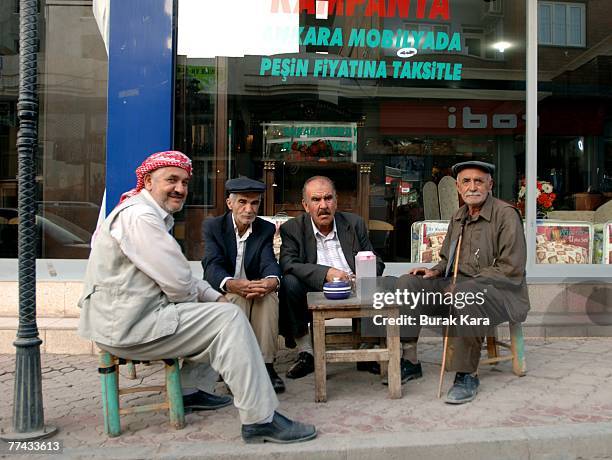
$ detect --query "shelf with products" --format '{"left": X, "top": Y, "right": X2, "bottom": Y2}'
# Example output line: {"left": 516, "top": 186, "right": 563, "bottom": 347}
{"left": 262, "top": 122, "right": 357, "bottom": 163}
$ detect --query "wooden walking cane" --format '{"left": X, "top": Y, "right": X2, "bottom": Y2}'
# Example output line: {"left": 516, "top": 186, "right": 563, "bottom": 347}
{"left": 437, "top": 220, "right": 466, "bottom": 399}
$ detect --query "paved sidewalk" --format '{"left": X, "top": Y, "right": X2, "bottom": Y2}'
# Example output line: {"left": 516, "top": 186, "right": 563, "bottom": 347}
{"left": 1, "top": 338, "right": 612, "bottom": 459}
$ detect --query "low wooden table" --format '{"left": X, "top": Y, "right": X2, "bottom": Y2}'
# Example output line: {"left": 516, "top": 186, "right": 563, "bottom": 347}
{"left": 307, "top": 292, "right": 402, "bottom": 402}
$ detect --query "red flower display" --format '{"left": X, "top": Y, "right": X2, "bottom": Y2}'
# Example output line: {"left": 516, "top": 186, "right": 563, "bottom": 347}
{"left": 517, "top": 179, "right": 556, "bottom": 217}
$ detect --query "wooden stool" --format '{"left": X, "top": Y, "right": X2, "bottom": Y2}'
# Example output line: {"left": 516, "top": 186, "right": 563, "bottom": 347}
{"left": 98, "top": 350, "right": 185, "bottom": 437}
{"left": 307, "top": 292, "right": 402, "bottom": 403}
{"left": 480, "top": 322, "right": 527, "bottom": 376}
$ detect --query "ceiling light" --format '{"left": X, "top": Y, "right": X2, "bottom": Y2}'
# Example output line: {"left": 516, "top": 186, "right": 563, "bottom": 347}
{"left": 493, "top": 41, "right": 511, "bottom": 53}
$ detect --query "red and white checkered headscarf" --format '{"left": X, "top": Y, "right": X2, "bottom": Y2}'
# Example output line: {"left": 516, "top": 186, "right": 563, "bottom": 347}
{"left": 119, "top": 151, "right": 193, "bottom": 204}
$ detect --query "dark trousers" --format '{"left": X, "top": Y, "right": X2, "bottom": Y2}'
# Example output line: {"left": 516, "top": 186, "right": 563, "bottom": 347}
{"left": 395, "top": 274, "right": 511, "bottom": 373}
{"left": 278, "top": 274, "right": 312, "bottom": 343}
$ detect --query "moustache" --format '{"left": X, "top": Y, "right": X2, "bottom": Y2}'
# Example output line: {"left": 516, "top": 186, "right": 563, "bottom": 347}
{"left": 168, "top": 193, "right": 185, "bottom": 199}
{"left": 318, "top": 210, "right": 331, "bottom": 216}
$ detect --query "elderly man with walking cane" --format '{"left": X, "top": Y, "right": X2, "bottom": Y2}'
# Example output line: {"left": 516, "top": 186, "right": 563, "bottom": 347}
{"left": 395, "top": 160, "right": 530, "bottom": 404}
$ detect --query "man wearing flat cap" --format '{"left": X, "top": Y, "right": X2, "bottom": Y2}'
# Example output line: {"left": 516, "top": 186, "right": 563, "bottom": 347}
{"left": 202, "top": 177, "right": 285, "bottom": 393}
{"left": 79, "top": 153, "right": 315, "bottom": 443}
{"left": 396, "top": 160, "right": 530, "bottom": 404}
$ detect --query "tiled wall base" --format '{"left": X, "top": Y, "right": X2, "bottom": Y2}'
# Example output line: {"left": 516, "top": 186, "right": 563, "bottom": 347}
{"left": 0, "top": 317, "right": 93, "bottom": 354}
{"left": 0, "top": 282, "right": 610, "bottom": 354}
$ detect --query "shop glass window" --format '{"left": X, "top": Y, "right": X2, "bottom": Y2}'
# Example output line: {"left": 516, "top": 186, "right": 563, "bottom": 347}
{"left": 0, "top": 3, "right": 107, "bottom": 259}
{"left": 538, "top": 2, "right": 585, "bottom": 47}
{"left": 463, "top": 28, "right": 484, "bottom": 58}
{"left": 176, "top": 0, "right": 526, "bottom": 263}
{"left": 404, "top": 23, "right": 451, "bottom": 54}
{"left": 484, "top": 0, "right": 503, "bottom": 15}
{"left": 536, "top": 0, "right": 611, "bottom": 266}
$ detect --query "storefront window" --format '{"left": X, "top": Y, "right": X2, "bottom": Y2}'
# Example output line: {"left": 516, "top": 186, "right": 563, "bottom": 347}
{"left": 536, "top": 0, "right": 612, "bottom": 266}
{"left": 0, "top": 5, "right": 23, "bottom": 257}
{"left": 176, "top": 0, "right": 526, "bottom": 262}
{"left": 174, "top": 56, "right": 217, "bottom": 258}
{"left": 0, "top": 1, "right": 107, "bottom": 259}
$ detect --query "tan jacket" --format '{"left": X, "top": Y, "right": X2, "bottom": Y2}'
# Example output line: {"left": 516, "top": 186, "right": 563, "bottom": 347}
{"left": 432, "top": 195, "right": 531, "bottom": 322}
{"left": 77, "top": 194, "right": 179, "bottom": 347}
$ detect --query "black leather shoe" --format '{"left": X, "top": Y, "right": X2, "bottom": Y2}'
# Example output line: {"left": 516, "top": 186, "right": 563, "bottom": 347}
{"left": 383, "top": 359, "right": 423, "bottom": 385}
{"left": 446, "top": 372, "right": 479, "bottom": 404}
{"left": 242, "top": 411, "right": 317, "bottom": 444}
{"left": 266, "top": 363, "right": 286, "bottom": 393}
{"left": 356, "top": 361, "right": 381, "bottom": 375}
{"left": 182, "top": 390, "right": 233, "bottom": 411}
{"left": 286, "top": 352, "right": 314, "bottom": 379}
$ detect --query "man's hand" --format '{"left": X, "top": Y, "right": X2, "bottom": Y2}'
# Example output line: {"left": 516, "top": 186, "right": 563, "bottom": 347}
{"left": 225, "top": 279, "right": 254, "bottom": 297}
{"left": 325, "top": 268, "right": 351, "bottom": 282}
{"left": 245, "top": 278, "right": 278, "bottom": 299}
{"left": 408, "top": 267, "right": 441, "bottom": 279}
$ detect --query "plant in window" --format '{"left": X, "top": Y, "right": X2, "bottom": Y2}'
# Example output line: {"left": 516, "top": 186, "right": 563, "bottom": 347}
{"left": 517, "top": 178, "right": 556, "bottom": 217}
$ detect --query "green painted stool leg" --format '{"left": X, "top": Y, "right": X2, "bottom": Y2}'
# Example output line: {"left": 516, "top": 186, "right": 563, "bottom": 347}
{"left": 125, "top": 361, "right": 137, "bottom": 379}
{"left": 99, "top": 351, "right": 121, "bottom": 436}
{"left": 165, "top": 359, "right": 185, "bottom": 429}
{"left": 510, "top": 323, "right": 527, "bottom": 377}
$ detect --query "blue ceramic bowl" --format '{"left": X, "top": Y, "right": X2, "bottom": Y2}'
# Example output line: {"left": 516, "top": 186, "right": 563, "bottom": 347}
{"left": 323, "top": 290, "right": 351, "bottom": 300}
{"left": 324, "top": 279, "right": 351, "bottom": 289}
{"left": 323, "top": 280, "right": 352, "bottom": 300}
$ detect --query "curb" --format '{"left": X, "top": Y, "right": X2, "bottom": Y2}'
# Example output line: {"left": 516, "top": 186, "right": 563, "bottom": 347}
{"left": 60, "top": 422, "right": 612, "bottom": 459}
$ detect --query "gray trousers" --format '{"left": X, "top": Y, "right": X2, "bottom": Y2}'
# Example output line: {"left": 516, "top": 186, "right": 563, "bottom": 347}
{"left": 99, "top": 301, "right": 278, "bottom": 425}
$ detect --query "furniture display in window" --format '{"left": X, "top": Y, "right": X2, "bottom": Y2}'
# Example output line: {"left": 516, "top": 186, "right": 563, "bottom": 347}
{"left": 262, "top": 122, "right": 357, "bottom": 163}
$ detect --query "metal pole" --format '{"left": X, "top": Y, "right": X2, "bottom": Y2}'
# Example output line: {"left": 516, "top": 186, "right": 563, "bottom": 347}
{"left": 0, "top": 0, "right": 57, "bottom": 441}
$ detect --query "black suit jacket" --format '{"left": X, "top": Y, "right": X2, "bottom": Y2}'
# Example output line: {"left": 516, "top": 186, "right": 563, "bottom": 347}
{"left": 279, "top": 212, "right": 385, "bottom": 291}
{"left": 202, "top": 213, "right": 281, "bottom": 291}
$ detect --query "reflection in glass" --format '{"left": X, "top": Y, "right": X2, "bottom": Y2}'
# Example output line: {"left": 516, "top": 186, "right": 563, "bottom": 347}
{"left": 0, "top": 3, "right": 107, "bottom": 258}
{"left": 537, "top": 0, "right": 611, "bottom": 264}
{"left": 176, "top": 0, "right": 525, "bottom": 261}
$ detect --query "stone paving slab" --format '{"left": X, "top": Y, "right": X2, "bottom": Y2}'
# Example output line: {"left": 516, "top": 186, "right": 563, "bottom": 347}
{"left": 1, "top": 338, "right": 612, "bottom": 459}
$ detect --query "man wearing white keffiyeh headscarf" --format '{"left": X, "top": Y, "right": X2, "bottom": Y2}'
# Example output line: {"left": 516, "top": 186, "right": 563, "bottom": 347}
{"left": 78, "top": 150, "right": 316, "bottom": 443}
